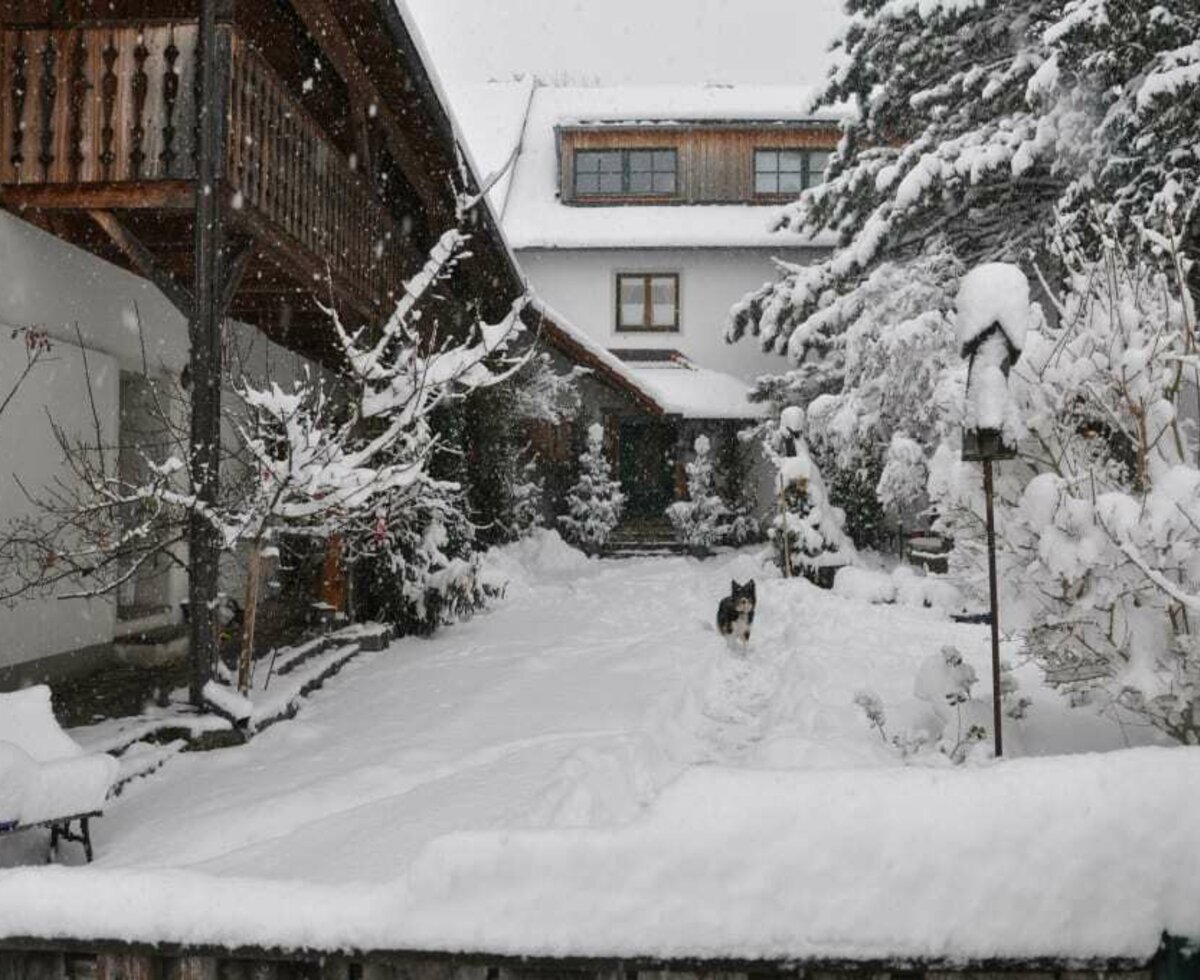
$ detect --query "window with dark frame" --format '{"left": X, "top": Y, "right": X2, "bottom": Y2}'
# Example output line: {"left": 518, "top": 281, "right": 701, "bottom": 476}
{"left": 575, "top": 149, "right": 678, "bottom": 197}
{"left": 617, "top": 274, "right": 679, "bottom": 332}
{"left": 754, "top": 149, "right": 832, "bottom": 195}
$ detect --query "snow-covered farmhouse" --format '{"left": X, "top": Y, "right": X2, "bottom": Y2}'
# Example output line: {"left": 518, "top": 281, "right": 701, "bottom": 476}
{"left": 0, "top": 0, "right": 587, "bottom": 692}
{"left": 455, "top": 82, "right": 842, "bottom": 524}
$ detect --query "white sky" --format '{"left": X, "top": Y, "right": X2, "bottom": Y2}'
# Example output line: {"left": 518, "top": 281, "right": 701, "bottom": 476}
{"left": 403, "top": 0, "right": 848, "bottom": 89}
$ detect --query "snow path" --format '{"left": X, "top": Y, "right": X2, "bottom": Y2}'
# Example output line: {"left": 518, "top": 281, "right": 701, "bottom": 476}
{"left": 9, "top": 543, "right": 994, "bottom": 880}
{"left": 1, "top": 535, "right": 1184, "bottom": 960}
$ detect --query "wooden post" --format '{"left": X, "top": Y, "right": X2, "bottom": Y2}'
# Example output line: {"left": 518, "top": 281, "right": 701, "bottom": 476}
{"left": 237, "top": 543, "right": 262, "bottom": 694}
{"left": 982, "top": 458, "right": 1004, "bottom": 757}
{"left": 187, "top": 0, "right": 231, "bottom": 706}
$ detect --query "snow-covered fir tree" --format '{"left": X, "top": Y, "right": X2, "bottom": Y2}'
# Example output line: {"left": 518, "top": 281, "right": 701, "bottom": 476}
{"left": 727, "top": 0, "right": 1200, "bottom": 533}
{"left": 509, "top": 452, "right": 546, "bottom": 538}
{"left": 666, "top": 434, "right": 732, "bottom": 554}
{"left": 559, "top": 423, "right": 625, "bottom": 553}
{"left": 769, "top": 407, "right": 855, "bottom": 585}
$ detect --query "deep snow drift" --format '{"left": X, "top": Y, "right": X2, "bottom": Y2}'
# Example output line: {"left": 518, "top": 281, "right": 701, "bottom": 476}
{"left": 0, "top": 533, "right": 1189, "bottom": 961}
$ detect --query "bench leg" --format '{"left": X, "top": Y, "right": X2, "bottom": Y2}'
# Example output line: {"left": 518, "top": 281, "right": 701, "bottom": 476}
{"left": 44, "top": 818, "right": 94, "bottom": 863}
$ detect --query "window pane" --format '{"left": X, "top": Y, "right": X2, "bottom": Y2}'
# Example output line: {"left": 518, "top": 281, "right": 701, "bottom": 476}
{"left": 754, "top": 150, "right": 777, "bottom": 174}
{"left": 629, "top": 169, "right": 653, "bottom": 192}
{"left": 779, "top": 170, "right": 803, "bottom": 194}
{"left": 805, "top": 150, "right": 832, "bottom": 186}
{"left": 599, "top": 170, "right": 623, "bottom": 193}
{"left": 653, "top": 150, "right": 676, "bottom": 172}
{"left": 755, "top": 171, "right": 779, "bottom": 194}
{"left": 619, "top": 277, "right": 646, "bottom": 328}
{"left": 652, "top": 171, "right": 676, "bottom": 193}
{"left": 576, "top": 172, "right": 600, "bottom": 194}
{"left": 599, "top": 152, "right": 622, "bottom": 173}
{"left": 650, "top": 277, "right": 676, "bottom": 327}
{"left": 778, "top": 150, "right": 804, "bottom": 173}
{"left": 629, "top": 150, "right": 654, "bottom": 172}
{"left": 576, "top": 152, "right": 603, "bottom": 174}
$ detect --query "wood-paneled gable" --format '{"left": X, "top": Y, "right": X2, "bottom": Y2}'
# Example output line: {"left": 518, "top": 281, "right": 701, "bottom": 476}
{"left": 560, "top": 124, "right": 839, "bottom": 206}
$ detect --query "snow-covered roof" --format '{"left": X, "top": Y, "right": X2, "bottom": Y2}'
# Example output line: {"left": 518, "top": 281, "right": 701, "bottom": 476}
{"left": 443, "top": 77, "right": 536, "bottom": 214}
{"left": 528, "top": 312, "right": 763, "bottom": 421}
{"left": 540, "top": 83, "right": 842, "bottom": 125}
{"left": 513, "top": 203, "right": 834, "bottom": 251}
{"left": 627, "top": 357, "right": 766, "bottom": 420}
{"left": 528, "top": 300, "right": 666, "bottom": 417}
{"left": 449, "top": 82, "right": 844, "bottom": 250}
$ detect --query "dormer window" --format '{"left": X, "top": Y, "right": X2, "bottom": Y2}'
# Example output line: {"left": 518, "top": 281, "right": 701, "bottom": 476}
{"left": 575, "top": 149, "right": 678, "bottom": 197}
{"left": 754, "top": 149, "right": 831, "bottom": 195}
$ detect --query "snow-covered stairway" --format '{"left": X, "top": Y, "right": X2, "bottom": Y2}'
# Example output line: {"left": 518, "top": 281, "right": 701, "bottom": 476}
{"left": 605, "top": 515, "right": 689, "bottom": 558}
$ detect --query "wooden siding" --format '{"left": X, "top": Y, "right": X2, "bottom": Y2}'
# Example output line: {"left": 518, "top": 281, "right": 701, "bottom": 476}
{"left": 560, "top": 126, "right": 839, "bottom": 206}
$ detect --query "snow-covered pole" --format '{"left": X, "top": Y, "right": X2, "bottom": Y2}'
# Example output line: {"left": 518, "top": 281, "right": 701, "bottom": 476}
{"left": 956, "top": 263, "right": 1030, "bottom": 758}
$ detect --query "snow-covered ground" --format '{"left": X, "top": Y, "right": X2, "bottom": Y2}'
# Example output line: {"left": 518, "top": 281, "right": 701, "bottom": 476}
{"left": 1, "top": 533, "right": 1195, "bottom": 961}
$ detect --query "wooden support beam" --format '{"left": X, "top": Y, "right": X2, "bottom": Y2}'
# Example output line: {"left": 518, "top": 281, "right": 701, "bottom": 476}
{"left": 0, "top": 181, "right": 194, "bottom": 212}
{"left": 186, "top": 3, "right": 232, "bottom": 708}
{"left": 87, "top": 210, "right": 196, "bottom": 319}
{"left": 286, "top": 0, "right": 446, "bottom": 219}
{"left": 219, "top": 238, "right": 256, "bottom": 316}
{"left": 226, "top": 206, "right": 380, "bottom": 326}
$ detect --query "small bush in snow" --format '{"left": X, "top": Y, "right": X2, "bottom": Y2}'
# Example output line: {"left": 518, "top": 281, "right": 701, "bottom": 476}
{"left": 856, "top": 646, "right": 1006, "bottom": 764}
{"left": 666, "top": 435, "right": 733, "bottom": 553}
{"left": 559, "top": 423, "right": 625, "bottom": 553}
{"left": 768, "top": 407, "right": 855, "bottom": 585}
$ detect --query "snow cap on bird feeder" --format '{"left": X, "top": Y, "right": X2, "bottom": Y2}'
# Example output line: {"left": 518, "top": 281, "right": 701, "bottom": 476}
{"left": 780, "top": 405, "right": 806, "bottom": 437}
{"left": 956, "top": 262, "right": 1030, "bottom": 461}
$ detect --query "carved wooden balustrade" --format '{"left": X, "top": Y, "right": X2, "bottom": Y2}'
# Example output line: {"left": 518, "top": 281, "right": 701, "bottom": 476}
{"left": 0, "top": 22, "right": 408, "bottom": 328}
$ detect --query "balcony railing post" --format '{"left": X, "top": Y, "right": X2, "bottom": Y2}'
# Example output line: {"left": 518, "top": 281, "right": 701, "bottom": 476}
{"left": 187, "top": 0, "right": 232, "bottom": 707}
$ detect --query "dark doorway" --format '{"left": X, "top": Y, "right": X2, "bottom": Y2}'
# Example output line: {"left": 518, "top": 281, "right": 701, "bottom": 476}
{"left": 618, "top": 420, "right": 677, "bottom": 516}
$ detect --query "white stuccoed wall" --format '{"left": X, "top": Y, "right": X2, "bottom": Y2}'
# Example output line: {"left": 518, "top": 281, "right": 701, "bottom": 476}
{"left": 0, "top": 212, "right": 192, "bottom": 673}
{"left": 0, "top": 212, "right": 311, "bottom": 674}
{"left": 516, "top": 246, "right": 822, "bottom": 384}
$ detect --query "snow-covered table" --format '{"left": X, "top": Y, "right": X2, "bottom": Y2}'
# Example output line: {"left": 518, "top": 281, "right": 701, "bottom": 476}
{"left": 0, "top": 685, "right": 118, "bottom": 862}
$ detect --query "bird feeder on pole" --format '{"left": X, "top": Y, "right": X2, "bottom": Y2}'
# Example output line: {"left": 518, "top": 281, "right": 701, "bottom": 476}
{"left": 956, "top": 263, "right": 1030, "bottom": 758}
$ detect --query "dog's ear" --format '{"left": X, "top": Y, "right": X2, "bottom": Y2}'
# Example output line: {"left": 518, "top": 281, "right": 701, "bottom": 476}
{"left": 746, "top": 579, "right": 756, "bottom": 596}
{"left": 731, "top": 579, "right": 740, "bottom": 592}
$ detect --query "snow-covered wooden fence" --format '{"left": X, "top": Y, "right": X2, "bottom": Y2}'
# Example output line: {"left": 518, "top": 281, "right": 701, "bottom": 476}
{"left": 0, "top": 944, "right": 1178, "bottom": 980}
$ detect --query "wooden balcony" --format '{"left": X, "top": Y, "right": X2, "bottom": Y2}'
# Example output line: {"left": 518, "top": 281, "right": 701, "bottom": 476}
{"left": 0, "top": 20, "right": 417, "bottom": 353}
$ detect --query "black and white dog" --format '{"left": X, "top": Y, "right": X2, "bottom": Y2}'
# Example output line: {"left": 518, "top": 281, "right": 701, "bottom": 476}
{"left": 716, "top": 579, "right": 756, "bottom": 645}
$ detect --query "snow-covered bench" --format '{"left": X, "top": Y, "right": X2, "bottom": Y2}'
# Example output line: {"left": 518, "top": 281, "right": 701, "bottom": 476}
{"left": 0, "top": 685, "right": 118, "bottom": 862}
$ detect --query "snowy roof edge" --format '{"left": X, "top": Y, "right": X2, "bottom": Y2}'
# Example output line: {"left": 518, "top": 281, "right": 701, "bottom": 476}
{"left": 386, "top": 1, "right": 526, "bottom": 291}
{"left": 526, "top": 300, "right": 667, "bottom": 417}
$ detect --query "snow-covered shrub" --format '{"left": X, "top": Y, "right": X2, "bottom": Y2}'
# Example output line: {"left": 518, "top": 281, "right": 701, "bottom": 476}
{"left": 715, "top": 429, "right": 762, "bottom": 545}
{"left": 466, "top": 350, "right": 577, "bottom": 546}
{"left": 855, "top": 646, "right": 992, "bottom": 764}
{"left": 559, "top": 423, "right": 625, "bottom": 553}
{"left": 914, "top": 646, "right": 989, "bottom": 763}
{"left": 931, "top": 237, "right": 1200, "bottom": 744}
{"left": 832, "top": 565, "right": 964, "bottom": 613}
{"left": 768, "top": 407, "right": 854, "bottom": 585}
{"left": 666, "top": 435, "right": 732, "bottom": 554}
{"left": 509, "top": 452, "right": 546, "bottom": 538}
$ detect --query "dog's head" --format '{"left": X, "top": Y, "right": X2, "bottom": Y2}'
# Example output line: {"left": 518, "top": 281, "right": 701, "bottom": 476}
{"left": 729, "top": 578, "right": 756, "bottom": 613}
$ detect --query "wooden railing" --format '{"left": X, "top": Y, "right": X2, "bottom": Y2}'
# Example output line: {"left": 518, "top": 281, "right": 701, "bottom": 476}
{"left": 0, "top": 24, "right": 199, "bottom": 184}
{"left": 227, "top": 37, "right": 407, "bottom": 311}
{"left": 0, "top": 23, "right": 405, "bottom": 312}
